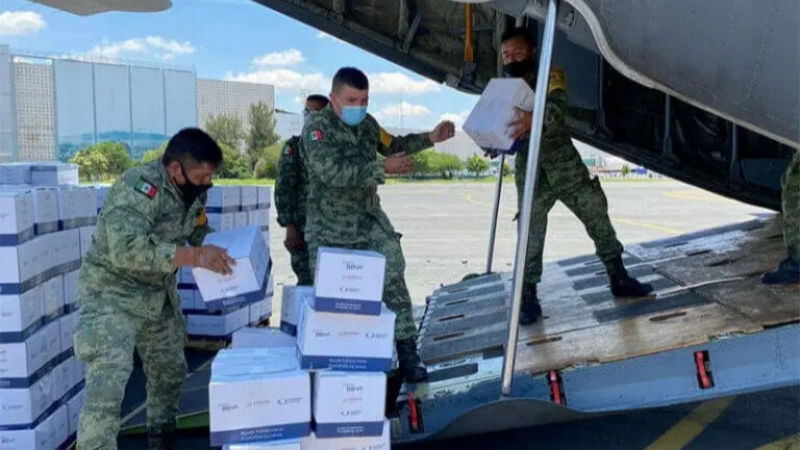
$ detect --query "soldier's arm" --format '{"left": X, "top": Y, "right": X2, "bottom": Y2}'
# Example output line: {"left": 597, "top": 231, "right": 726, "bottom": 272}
{"left": 378, "top": 127, "right": 433, "bottom": 157}
{"left": 274, "top": 140, "right": 298, "bottom": 227}
{"left": 187, "top": 212, "right": 212, "bottom": 247}
{"left": 542, "top": 67, "right": 569, "bottom": 142}
{"left": 302, "top": 124, "right": 385, "bottom": 188}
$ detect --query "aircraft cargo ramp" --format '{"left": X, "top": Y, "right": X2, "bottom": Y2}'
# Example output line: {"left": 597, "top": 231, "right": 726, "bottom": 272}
{"left": 394, "top": 216, "right": 800, "bottom": 442}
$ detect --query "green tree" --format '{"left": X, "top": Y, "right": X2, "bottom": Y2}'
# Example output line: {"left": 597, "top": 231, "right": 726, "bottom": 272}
{"left": 255, "top": 140, "right": 284, "bottom": 179}
{"left": 412, "top": 149, "right": 436, "bottom": 176}
{"left": 432, "top": 153, "right": 464, "bottom": 179}
{"left": 621, "top": 164, "right": 631, "bottom": 178}
{"left": 140, "top": 142, "right": 167, "bottom": 165}
{"left": 218, "top": 144, "right": 250, "bottom": 179}
{"left": 70, "top": 149, "right": 109, "bottom": 181}
{"left": 205, "top": 114, "right": 244, "bottom": 150}
{"left": 502, "top": 161, "right": 512, "bottom": 177}
{"left": 247, "top": 101, "right": 280, "bottom": 169}
{"left": 93, "top": 142, "right": 133, "bottom": 175}
{"left": 466, "top": 155, "right": 490, "bottom": 179}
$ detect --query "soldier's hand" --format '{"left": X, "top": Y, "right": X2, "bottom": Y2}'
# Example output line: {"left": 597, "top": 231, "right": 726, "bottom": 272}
{"left": 195, "top": 245, "right": 236, "bottom": 275}
{"left": 285, "top": 223, "right": 305, "bottom": 251}
{"left": 482, "top": 148, "right": 499, "bottom": 159}
{"left": 385, "top": 153, "right": 414, "bottom": 175}
{"left": 429, "top": 121, "right": 456, "bottom": 143}
{"left": 508, "top": 108, "right": 533, "bottom": 141}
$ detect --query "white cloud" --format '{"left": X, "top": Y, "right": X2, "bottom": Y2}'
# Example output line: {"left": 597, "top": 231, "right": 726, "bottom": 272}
{"left": 317, "top": 31, "right": 344, "bottom": 42}
{"left": 225, "top": 68, "right": 330, "bottom": 91}
{"left": 439, "top": 110, "right": 471, "bottom": 128}
{"left": 374, "top": 102, "right": 431, "bottom": 120}
{"left": 88, "top": 36, "right": 195, "bottom": 60}
{"left": 368, "top": 72, "right": 440, "bottom": 95}
{"left": 253, "top": 49, "right": 304, "bottom": 67}
{"left": 0, "top": 11, "right": 45, "bottom": 36}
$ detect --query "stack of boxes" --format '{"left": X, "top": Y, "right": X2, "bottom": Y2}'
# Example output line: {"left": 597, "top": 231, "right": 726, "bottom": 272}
{"left": 209, "top": 247, "right": 393, "bottom": 450}
{"left": 0, "top": 162, "right": 90, "bottom": 450}
{"left": 180, "top": 185, "right": 274, "bottom": 339}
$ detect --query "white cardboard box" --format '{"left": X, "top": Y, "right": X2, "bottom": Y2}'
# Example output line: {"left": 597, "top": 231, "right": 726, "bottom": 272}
{"left": 279, "top": 286, "right": 313, "bottom": 336}
{"left": 463, "top": 77, "right": 536, "bottom": 151}
{"left": 297, "top": 302, "right": 395, "bottom": 372}
{"left": 30, "top": 188, "right": 60, "bottom": 236}
{"left": 240, "top": 186, "right": 258, "bottom": 211}
{"left": 209, "top": 348, "right": 311, "bottom": 446}
{"left": 248, "top": 209, "right": 270, "bottom": 232}
{"left": 46, "top": 229, "right": 81, "bottom": 275}
{"left": 256, "top": 187, "right": 272, "bottom": 210}
{"left": 224, "top": 440, "right": 301, "bottom": 450}
{"left": 0, "top": 285, "right": 43, "bottom": 341}
{"left": 63, "top": 270, "right": 79, "bottom": 311}
{"left": 314, "top": 247, "right": 385, "bottom": 316}
{"left": 0, "top": 320, "right": 60, "bottom": 381}
{"left": 0, "top": 369, "right": 55, "bottom": 427}
{"left": 0, "top": 238, "right": 41, "bottom": 289}
{"left": 234, "top": 211, "right": 249, "bottom": 229}
{"left": 71, "top": 355, "right": 85, "bottom": 387}
{"left": 208, "top": 212, "right": 236, "bottom": 232}
{"left": 79, "top": 226, "right": 96, "bottom": 258}
{"left": 186, "top": 305, "right": 250, "bottom": 337}
{"left": 0, "top": 402, "right": 69, "bottom": 450}
{"left": 312, "top": 371, "right": 386, "bottom": 438}
{"left": 30, "top": 163, "right": 79, "bottom": 187}
{"left": 0, "top": 190, "right": 35, "bottom": 246}
{"left": 91, "top": 185, "right": 109, "bottom": 213}
{"left": 301, "top": 420, "right": 390, "bottom": 450}
{"left": 58, "top": 311, "right": 79, "bottom": 353}
{"left": 193, "top": 226, "right": 270, "bottom": 311}
{"left": 53, "top": 358, "right": 72, "bottom": 402}
{"left": 0, "top": 163, "right": 32, "bottom": 185}
{"left": 41, "top": 276, "right": 64, "bottom": 320}
{"left": 67, "top": 388, "right": 86, "bottom": 435}
{"left": 207, "top": 186, "right": 241, "bottom": 214}
{"left": 248, "top": 297, "right": 272, "bottom": 325}
{"left": 179, "top": 289, "right": 199, "bottom": 311}
{"left": 231, "top": 327, "right": 297, "bottom": 350}
{"left": 56, "top": 187, "right": 97, "bottom": 230}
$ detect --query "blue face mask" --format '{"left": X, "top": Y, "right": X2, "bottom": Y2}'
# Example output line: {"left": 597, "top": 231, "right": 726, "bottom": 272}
{"left": 341, "top": 106, "right": 368, "bottom": 126}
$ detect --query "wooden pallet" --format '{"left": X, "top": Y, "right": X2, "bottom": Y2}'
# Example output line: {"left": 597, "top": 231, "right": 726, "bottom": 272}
{"left": 185, "top": 317, "right": 271, "bottom": 351}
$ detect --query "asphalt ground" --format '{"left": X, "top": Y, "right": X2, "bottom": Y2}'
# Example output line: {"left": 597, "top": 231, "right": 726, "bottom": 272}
{"left": 118, "top": 180, "right": 800, "bottom": 450}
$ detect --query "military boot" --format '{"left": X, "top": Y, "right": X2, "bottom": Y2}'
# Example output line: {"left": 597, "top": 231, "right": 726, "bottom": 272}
{"left": 608, "top": 257, "right": 654, "bottom": 297}
{"left": 761, "top": 257, "right": 800, "bottom": 285}
{"left": 396, "top": 338, "right": 428, "bottom": 383}
{"left": 148, "top": 425, "right": 177, "bottom": 450}
{"left": 519, "top": 282, "right": 542, "bottom": 326}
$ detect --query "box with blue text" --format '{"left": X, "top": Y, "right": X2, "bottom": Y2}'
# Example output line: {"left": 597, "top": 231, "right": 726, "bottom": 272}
{"left": 312, "top": 371, "right": 386, "bottom": 438}
{"left": 313, "top": 247, "right": 385, "bottom": 316}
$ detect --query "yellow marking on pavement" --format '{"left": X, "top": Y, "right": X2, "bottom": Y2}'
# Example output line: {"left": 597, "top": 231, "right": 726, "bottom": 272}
{"left": 465, "top": 194, "right": 516, "bottom": 213}
{"left": 663, "top": 189, "right": 733, "bottom": 203}
{"left": 752, "top": 434, "right": 800, "bottom": 450}
{"left": 614, "top": 218, "right": 685, "bottom": 235}
{"left": 643, "top": 397, "right": 735, "bottom": 450}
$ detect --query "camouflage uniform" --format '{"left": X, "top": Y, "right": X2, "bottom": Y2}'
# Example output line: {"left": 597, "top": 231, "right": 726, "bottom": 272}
{"left": 782, "top": 150, "right": 800, "bottom": 260}
{"left": 74, "top": 161, "right": 210, "bottom": 450}
{"left": 301, "top": 106, "right": 431, "bottom": 341}
{"left": 275, "top": 136, "right": 313, "bottom": 285}
{"left": 514, "top": 66, "right": 624, "bottom": 284}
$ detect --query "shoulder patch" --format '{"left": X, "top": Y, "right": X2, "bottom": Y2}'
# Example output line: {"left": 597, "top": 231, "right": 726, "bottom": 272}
{"left": 283, "top": 143, "right": 294, "bottom": 156}
{"left": 134, "top": 178, "right": 158, "bottom": 199}
{"left": 379, "top": 127, "right": 394, "bottom": 149}
{"left": 548, "top": 67, "right": 567, "bottom": 94}
{"left": 196, "top": 208, "right": 208, "bottom": 227}
{"left": 308, "top": 130, "right": 323, "bottom": 142}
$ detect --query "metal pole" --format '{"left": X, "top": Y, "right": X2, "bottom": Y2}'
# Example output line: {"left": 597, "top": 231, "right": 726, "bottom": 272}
{"left": 501, "top": 0, "right": 559, "bottom": 397}
{"left": 485, "top": 153, "right": 506, "bottom": 274}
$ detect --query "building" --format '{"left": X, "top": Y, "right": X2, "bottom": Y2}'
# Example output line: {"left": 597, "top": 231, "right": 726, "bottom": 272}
{"left": 0, "top": 45, "right": 275, "bottom": 162}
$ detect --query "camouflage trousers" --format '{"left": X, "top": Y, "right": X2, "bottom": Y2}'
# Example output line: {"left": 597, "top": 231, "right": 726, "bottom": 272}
{"left": 288, "top": 223, "right": 313, "bottom": 286}
{"left": 783, "top": 150, "right": 800, "bottom": 260}
{"left": 74, "top": 299, "right": 187, "bottom": 450}
{"left": 307, "top": 220, "right": 418, "bottom": 341}
{"left": 515, "top": 145, "right": 624, "bottom": 284}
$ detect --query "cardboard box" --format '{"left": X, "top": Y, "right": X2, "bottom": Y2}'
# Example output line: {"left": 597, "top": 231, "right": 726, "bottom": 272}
{"left": 40, "top": 276, "right": 64, "bottom": 320}
{"left": 193, "top": 226, "right": 270, "bottom": 311}
{"left": 62, "top": 270, "right": 79, "bottom": 311}
{"left": 224, "top": 440, "right": 301, "bottom": 450}
{"left": 256, "top": 187, "right": 272, "bottom": 210}
{"left": 297, "top": 302, "right": 395, "bottom": 372}
{"left": 186, "top": 305, "right": 250, "bottom": 337}
{"left": 30, "top": 188, "right": 60, "bottom": 236}
{"left": 208, "top": 212, "right": 236, "bottom": 232}
{"left": 93, "top": 185, "right": 108, "bottom": 213}
{"left": 0, "top": 320, "right": 60, "bottom": 383}
{"left": 234, "top": 211, "right": 249, "bottom": 229}
{"left": 56, "top": 187, "right": 97, "bottom": 231}
{"left": 0, "top": 403, "right": 69, "bottom": 450}
{"left": 0, "top": 163, "right": 32, "bottom": 185}
{"left": 463, "top": 78, "right": 535, "bottom": 151}
{"left": 67, "top": 388, "right": 86, "bottom": 435}
{"left": 314, "top": 248, "right": 385, "bottom": 316}
{"left": 231, "top": 327, "right": 297, "bottom": 350}
{"left": 0, "top": 190, "right": 35, "bottom": 246}
{"left": 70, "top": 356, "right": 85, "bottom": 387}
{"left": 280, "top": 286, "right": 313, "bottom": 336}
{"left": 30, "top": 163, "right": 79, "bottom": 187}
{"left": 312, "top": 371, "right": 386, "bottom": 438}
{"left": 179, "top": 288, "right": 199, "bottom": 311}
{"left": 207, "top": 186, "right": 241, "bottom": 214}
{"left": 46, "top": 229, "right": 81, "bottom": 276}
{"left": 209, "top": 348, "right": 311, "bottom": 446}
{"left": 79, "top": 226, "right": 96, "bottom": 258}
{"left": 248, "top": 209, "right": 270, "bottom": 232}
{"left": 0, "top": 238, "right": 40, "bottom": 292}
{"left": 248, "top": 297, "right": 272, "bottom": 325}
{"left": 0, "top": 368, "right": 55, "bottom": 427}
{"left": 0, "top": 285, "right": 43, "bottom": 341}
{"left": 240, "top": 186, "right": 258, "bottom": 212}
{"left": 53, "top": 358, "right": 72, "bottom": 402}
{"left": 58, "top": 311, "right": 78, "bottom": 353}
{"left": 301, "top": 420, "right": 389, "bottom": 450}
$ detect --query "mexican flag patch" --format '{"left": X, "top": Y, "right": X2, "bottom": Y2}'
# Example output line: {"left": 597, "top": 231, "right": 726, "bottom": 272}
{"left": 283, "top": 144, "right": 294, "bottom": 156}
{"left": 308, "top": 130, "right": 323, "bottom": 142}
{"left": 134, "top": 178, "right": 158, "bottom": 199}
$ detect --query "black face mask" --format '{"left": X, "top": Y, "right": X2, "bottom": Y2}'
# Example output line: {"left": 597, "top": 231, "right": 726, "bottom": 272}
{"left": 178, "top": 164, "right": 212, "bottom": 205}
{"left": 503, "top": 58, "right": 537, "bottom": 78}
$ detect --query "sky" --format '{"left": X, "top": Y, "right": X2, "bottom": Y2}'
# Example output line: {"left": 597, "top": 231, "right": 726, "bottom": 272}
{"left": 0, "top": 0, "right": 478, "bottom": 130}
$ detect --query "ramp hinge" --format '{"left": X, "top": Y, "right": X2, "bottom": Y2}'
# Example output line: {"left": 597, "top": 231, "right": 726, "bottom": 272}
{"left": 694, "top": 350, "right": 715, "bottom": 389}
{"left": 547, "top": 370, "right": 567, "bottom": 405}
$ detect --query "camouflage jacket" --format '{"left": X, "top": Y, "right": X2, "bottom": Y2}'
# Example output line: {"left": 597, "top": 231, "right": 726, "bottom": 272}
{"left": 274, "top": 135, "right": 307, "bottom": 229}
{"left": 77, "top": 161, "right": 211, "bottom": 320}
{"left": 515, "top": 66, "right": 584, "bottom": 183}
{"left": 301, "top": 105, "right": 432, "bottom": 245}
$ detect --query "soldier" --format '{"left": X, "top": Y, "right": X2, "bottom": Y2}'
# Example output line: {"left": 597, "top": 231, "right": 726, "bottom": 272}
{"left": 301, "top": 67, "right": 455, "bottom": 382}
{"left": 74, "top": 128, "right": 235, "bottom": 450}
{"left": 275, "top": 94, "right": 330, "bottom": 285}
{"left": 762, "top": 149, "right": 800, "bottom": 284}
{"left": 496, "top": 28, "right": 653, "bottom": 325}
